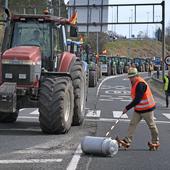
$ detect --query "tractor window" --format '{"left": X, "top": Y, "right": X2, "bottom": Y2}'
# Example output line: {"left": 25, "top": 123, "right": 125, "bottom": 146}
{"left": 11, "top": 21, "right": 51, "bottom": 57}
{"left": 99, "top": 56, "right": 107, "bottom": 63}
{"left": 53, "top": 25, "right": 64, "bottom": 54}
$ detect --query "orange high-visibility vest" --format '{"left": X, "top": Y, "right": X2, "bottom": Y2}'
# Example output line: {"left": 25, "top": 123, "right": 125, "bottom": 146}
{"left": 131, "top": 76, "right": 156, "bottom": 111}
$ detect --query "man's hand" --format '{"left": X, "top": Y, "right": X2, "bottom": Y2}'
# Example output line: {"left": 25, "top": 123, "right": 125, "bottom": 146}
{"left": 122, "top": 108, "right": 128, "bottom": 114}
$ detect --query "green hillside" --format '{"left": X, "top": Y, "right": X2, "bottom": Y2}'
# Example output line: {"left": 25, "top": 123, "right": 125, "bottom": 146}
{"left": 105, "top": 39, "right": 167, "bottom": 58}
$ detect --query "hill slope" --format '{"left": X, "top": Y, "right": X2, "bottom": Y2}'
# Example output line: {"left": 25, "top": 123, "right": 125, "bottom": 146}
{"left": 105, "top": 39, "right": 166, "bottom": 58}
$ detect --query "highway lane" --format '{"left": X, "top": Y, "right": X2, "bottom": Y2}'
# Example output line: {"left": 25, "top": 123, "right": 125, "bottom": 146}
{"left": 77, "top": 73, "right": 170, "bottom": 170}
{"left": 0, "top": 73, "right": 170, "bottom": 170}
{"left": 0, "top": 87, "right": 97, "bottom": 170}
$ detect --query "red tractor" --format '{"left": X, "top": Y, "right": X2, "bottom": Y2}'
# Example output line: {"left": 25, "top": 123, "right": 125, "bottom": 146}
{"left": 0, "top": 10, "right": 87, "bottom": 134}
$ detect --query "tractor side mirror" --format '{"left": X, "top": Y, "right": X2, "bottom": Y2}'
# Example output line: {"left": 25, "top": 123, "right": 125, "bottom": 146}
{"left": 70, "top": 26, "right": 77, "bottom": 37}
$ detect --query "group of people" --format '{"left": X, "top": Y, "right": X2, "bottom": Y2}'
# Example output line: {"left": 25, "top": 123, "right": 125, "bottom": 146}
{"left": 117, "top": 66, "right": 170, "bottom": 150}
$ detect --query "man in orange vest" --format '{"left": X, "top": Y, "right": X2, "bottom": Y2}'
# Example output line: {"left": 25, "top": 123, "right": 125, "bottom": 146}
{"left": 116, "top": 67, "right": 160, "bottom": 150}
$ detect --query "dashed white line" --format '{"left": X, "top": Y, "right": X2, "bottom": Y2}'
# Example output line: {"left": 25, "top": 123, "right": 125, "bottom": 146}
{"left": 0, "top": 159, "right": 62, "bottom": 164}
{"left": 18, "top": 116, "right": 38, "bottom": 119}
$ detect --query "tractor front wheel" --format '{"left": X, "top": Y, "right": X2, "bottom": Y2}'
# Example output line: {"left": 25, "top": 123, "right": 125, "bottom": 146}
{"left": 39, "top": 77, "right": 74, "bottom": 134}
{"left": 71, "top": 61, "right": 86, "bottom": 126}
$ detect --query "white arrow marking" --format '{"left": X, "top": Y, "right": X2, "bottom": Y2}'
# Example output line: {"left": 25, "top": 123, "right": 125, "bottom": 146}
{"left": 86, "top": 110, "right": 101, "bottom": 118}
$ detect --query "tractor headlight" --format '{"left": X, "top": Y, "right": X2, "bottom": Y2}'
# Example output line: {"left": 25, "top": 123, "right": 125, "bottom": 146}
{"left": 5, "top": 73, "right": 13, "bottom": 79}
{"left": 19, "top": 74, "right": 27, "bottom": 79}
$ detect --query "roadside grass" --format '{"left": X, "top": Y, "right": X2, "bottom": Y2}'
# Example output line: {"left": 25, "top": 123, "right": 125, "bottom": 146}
{"left": 106, "top": 39, "right": 163, "bottom": 58}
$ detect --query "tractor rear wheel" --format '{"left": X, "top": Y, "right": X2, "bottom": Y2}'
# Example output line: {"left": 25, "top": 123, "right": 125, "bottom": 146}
{"left": 0, "top": 111, "right": 18, "bottom": 123}
{"left": 39, "top": 77, "right": 74, "bottom": 134}
{"left": 71, "top": 61, "right": 86, "bottom": 125}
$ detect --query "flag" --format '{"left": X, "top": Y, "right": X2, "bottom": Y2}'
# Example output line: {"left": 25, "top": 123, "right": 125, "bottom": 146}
{"left": 102, "top": 49, "right": 107, "bottom": 54}
{"left": 80, "top": 35, "right": 84, "bottom": 42}
{"left": 69, "top": 10, "right": 78, "bottom": 26}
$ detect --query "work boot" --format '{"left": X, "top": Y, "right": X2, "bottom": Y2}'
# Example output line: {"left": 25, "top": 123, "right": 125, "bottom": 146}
{"left": 116, "top": 136, "right": 130, "bottom": 150}
{"left": 148, "top": 142, "right": 160, "bottom": 151}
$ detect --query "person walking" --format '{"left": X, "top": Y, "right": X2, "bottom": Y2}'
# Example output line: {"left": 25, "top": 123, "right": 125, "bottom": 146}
{"left": 163, "top": 70, "right": 170, "bottom": 108}
{"left": 116, "top": 67, "right": 160, "bottom": 150}
{"left": 148, "top": 64, "right": 152, "bottom": 77}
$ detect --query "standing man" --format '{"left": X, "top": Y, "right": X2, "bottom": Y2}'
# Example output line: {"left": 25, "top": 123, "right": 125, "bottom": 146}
{"left": 29, "top": 30, "right": 42, "bottom": 46}
{"left": 163, "top": 70, "right": 170, "bottom": 108}
{"left": 116, "top": 67, "right": 160, "bottom": 150}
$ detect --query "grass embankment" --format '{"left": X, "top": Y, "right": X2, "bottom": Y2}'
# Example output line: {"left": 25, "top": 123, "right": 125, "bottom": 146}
{"left": 105, "top": 39, "right": 165, "bottom": 58}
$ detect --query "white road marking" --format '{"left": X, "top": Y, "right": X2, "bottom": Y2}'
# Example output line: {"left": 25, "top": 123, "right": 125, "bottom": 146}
{"left": 162, "top": 113, "right": 170, "bottom": 119}
{"left": 113, "top": 86, "right": 127, "bottom": 90}
{"left": 19, "top": 109, "right": 25, "bottom": 112}
{"left": 85, "top": 118, "right": 170, "bottom": 124}
{"left": 67, "top": 144, "right": 82, "bottom": 170}
{"left": 99, "top": 98, "right": 122, "bottom": 101}
{"left": 120, "top": 99, "right": 132, "bottom": 102}
{"left": 14, "top": 149, "right": 70, "bottom": 155}
{"left": 112, "top": 111, "right": 128, "bottom": 118}
{"left": 18, "top": 116, "right": 38, "bottom": 119}
{"left": 119, "top": 96, "right": 131, "bottom": 98}
{"left": 86, "top": 110, "right": 101, "bottom": 118}
{"left": 0, "top": 159, "right": 62, "bottom": 164}
{"left": 105, "top": 90, "right": 130, "bottom": 95}
{"left": 30, "top": 109, "right": 39, "bottom": 115}
{"left": 0, "top": 128, "right": 40, "bottom": 132}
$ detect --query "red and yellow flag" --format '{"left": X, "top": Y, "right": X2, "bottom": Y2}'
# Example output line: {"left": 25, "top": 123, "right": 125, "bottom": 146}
{"left": 69, "top": 10, "right": 78, "bottom": 26}
{"left": 102, "top": 49, "right": 107, "bottom": 54}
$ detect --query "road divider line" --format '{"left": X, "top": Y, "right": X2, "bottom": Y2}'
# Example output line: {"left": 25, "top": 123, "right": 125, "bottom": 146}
{"left": 85, "top": 118, "right": 170, "bottom": 124}
{"left": 18, "top": 116, "right": 38, "bottom": 119}
{"left": 67, "top": 144, "right": 82, "bottom": 170}
{"left": 0, "top": 159, "right": 62, "bottom": 164}
{"left": 120, "top": 99, "right": 132, "bottom": 102}
{"left": 0, "top": 128, "right": 40, "bottom": 132}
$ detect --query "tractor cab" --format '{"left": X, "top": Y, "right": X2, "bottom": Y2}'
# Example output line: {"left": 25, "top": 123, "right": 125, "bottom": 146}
{"left": 1, "top": 14, "right": 68, "bottom": 71}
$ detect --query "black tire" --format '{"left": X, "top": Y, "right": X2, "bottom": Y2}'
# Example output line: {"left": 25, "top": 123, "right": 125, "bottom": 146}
{"left": 0, "top": 111, "right": 19, "bottom": 123}
{"left": 89, "top": 71, "right": 97, "bottom": 87}
{"left": 70, "top": 61, "right": 86, "bottom": 125}
{"left": 39, "top": 77, "right": 74, "bottom": 134}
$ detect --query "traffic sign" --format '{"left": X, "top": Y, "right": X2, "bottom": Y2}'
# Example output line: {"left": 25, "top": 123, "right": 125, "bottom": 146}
{"left": 164, "top": 56, "right": 170, "bottom": 66}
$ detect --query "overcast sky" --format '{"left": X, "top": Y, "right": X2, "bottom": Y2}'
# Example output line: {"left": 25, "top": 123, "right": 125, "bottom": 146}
{"left": 65, "top": 0, "right": 169, "bottom": 37}
{"left": 108, "top": 0, "right": 169, "bottom": 37}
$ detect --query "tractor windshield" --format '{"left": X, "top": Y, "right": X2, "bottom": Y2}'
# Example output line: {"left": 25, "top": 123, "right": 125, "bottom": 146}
{"left": 99, "top": 56, "right": 107, "bottom": 63}
{"left": 11, "top": 21, "right": 51, "bottom": 57}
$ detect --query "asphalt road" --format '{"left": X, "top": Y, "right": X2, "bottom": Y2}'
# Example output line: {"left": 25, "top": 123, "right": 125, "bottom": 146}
{"left": 0, "top": 73, "right": 170, "bottom": 170}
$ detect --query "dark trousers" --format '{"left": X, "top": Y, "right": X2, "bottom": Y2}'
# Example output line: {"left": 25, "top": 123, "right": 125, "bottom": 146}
{"left": 165, "top": 91, "right": 170, "bottom": 107}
